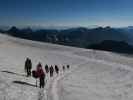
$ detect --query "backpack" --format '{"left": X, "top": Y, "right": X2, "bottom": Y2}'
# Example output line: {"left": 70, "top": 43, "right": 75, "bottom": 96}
{"left": 32, "top": 70, "right": 38, "bottom": 78}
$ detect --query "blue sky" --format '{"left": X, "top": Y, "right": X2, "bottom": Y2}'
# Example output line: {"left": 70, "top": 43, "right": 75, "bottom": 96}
{"left": 0, "top": 0, "right": 133, "bottom": 27}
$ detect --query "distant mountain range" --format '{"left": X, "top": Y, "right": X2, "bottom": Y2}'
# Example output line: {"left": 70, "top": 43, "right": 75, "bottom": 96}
{"left": 88, "top": 40, "right": 133, "bottom": 54}
{"left": 1, "top": 26, "right": 133, "bottom": 54}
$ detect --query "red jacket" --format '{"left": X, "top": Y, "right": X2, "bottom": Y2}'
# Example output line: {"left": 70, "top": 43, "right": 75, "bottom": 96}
{"left": 36, "top": 64, "right": 45, "bottom": 78}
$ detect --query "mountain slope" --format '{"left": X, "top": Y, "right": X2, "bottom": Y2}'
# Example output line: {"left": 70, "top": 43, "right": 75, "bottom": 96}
{"left": 0, "top": 34, "right": 133, "bottom": 100}
{"left": 88, "top": 40, "right": 133, "bottom": 54}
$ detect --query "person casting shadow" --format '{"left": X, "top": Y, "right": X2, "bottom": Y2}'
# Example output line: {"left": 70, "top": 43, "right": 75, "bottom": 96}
{"left": 25, "top": 57, "right": 32, "bottom": 77}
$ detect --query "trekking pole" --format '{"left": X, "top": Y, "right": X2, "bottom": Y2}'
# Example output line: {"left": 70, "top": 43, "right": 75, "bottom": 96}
{"left": 36, "top": 79, "right": 37, "bottom": 87}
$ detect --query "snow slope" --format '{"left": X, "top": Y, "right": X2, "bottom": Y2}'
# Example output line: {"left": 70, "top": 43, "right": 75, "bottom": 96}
{"left": 0, "top": 34, "right": 87, "bottom": 100}
{"left": 0, "top": 34, "right": 133, "bottom": 100}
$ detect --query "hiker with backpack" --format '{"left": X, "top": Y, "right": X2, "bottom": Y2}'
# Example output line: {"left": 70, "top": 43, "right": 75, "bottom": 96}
{"left": 67, "top": 65, "right": 70, "bottom": 69}
{"left": 49, "top": 65, "right": 54, "bottom": 77}
{"left": 36, "top": 62, "right": 46, "bottom": 88}
{"left": 25, "top": 57, "right": 32, "bottom": 77}
{"left": 45, "top": 64, "right": 49, "bottom": 73}
{"left": 55, "top": 65, "right": 59, "bottom": 74}
{"left": 62, "top": 65, "right": 65, "bottom": 71}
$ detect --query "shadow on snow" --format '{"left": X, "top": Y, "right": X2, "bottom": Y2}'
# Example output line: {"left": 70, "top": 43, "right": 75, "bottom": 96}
{"left": 13, "top": 81, "right": 37, "bottom": 87}
{"left": 1, "top": 70, "right": 26, "bottom": 77}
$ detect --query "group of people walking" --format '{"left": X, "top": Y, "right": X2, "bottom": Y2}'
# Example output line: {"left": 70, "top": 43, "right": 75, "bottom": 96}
{"left": 24, "top": 57, "right": 70, "bottom": 88}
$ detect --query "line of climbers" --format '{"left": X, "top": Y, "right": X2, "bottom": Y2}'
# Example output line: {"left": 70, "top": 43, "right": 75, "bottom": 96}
{"left": 24, "top": 57, "right": 70, "bottom": 88}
